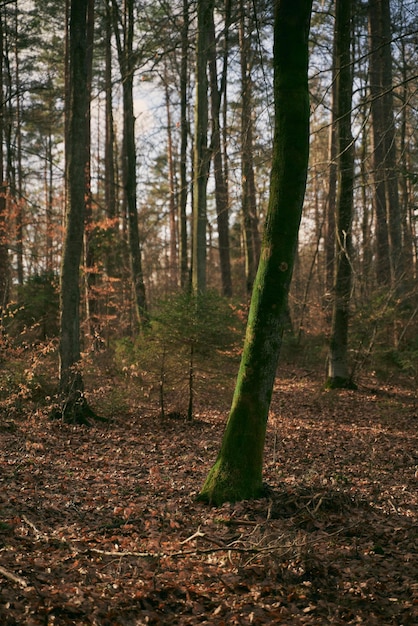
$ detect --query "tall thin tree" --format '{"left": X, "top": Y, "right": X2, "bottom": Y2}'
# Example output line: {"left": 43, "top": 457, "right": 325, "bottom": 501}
{"left": 368, "top": 0, "right": 401, "bottom": 287}
{"left": 112, "top": 0, "right": 149, "bottom": 330}
{"left": 326, "top": 0, "right": 355, "bottom": 389}
{"left": 192, "top": 0, "right": 213, "bottom": 294}
{"left": 0, "top": 9, "right": 9, "bottom": 315}
{"left": 57, "top": 0, "right": 97, "bottom": 423}
{"left": 208, "top": 2, "right": 232, "bottom": 297}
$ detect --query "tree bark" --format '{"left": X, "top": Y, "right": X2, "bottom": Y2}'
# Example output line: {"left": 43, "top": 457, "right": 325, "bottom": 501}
{"left": 104, "top": 0, "right": 118, "bottom": 277}
{"left": 326, "top": 0, "right": 355, "bottom": 389}
{"left": 112, "top": 0, "right": 149, "bottom": 330}
{"left": 239, "top": 0, "right": 261, "bottom": 295}
{"left": 14, "top": 0, "right": 23, "bottom": 287}
{"left": 179, "top": 0, "right": 189, "bottom": 290}
{"left": 84, "top": 0, "right": 98, "bottom": 341}
{"left": 199, "top": 0, "right": 312, "bottom": 505}
{"left": 58, "top": 0, "right": 97, "bottom": 424}
{"left": 163, "top": 63, "right": 178, "bottom": 289}
{"left": 192, "top": 0, "right": 213, "bottom": 294}
{"left": 0, "top": 11, "right": 9, "bottom": 316}
{"left": 208, "top": 4, "right": 232, "bottom": 297}
{"left": 368, "top": 0, "right": 401, "bottom": 287}
{"left": 325, "top": 23, "right": 338, "bottom": 296}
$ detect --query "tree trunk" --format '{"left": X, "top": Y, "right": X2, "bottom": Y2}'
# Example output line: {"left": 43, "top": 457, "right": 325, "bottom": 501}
{"left": 179, "top": 0, "right": 189, "bottom": 290}
{"left": 192, "top": 0, "right": 213, "bottom": 294}
{"left": 399, "top": 38, "right": 414, "bottom": 279}
{"left": 324, "top": 23, "right": 338, "bottom": 296}
{"left": 239, "top": 0, "right": 260, "bottom": 295}
{"left": 104, "top": 0, "right": 118, "bottom": 277}
{"left": 14, "top": 1, "right": 23, "bottom": 287}
{"left": 112, "top": 0, "right": 149, "bottom": 330}
{"left": 84, "top": 0, "right": 98, "bottom": 342}
{"left": 58, "top": 0, "right": 97, "bottom": 424}
{"left": 163, "top": 64, "right": 178, "bottom": 289}
{"left": 46, "top": 132, "right": 54, "bottom": 272}
{"left": 0, "top": 11, "right": 9, "bottom": 315}
{"left": 208, "top": 4, "right": 232, "bottom": 297}
{"left": 368, "top": 0, "right": 400, "bottom": 287}
{"left": 199, "top": 0, "right": 312, "bottom": 505}
{"left": 326, "top": 0, "right": 355, "bottom": 389}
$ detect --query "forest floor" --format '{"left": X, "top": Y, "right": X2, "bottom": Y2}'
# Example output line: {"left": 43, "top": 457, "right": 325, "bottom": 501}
{"left": 0, "top": 364, "right": 417, "bottom": 625}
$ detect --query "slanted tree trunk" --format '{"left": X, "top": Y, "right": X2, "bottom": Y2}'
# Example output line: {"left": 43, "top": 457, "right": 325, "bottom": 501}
{"left": 57, "top": 0, "right": 98, "bottom": 424}
{"left": 192, "top": 0, "right": 213, "bottom": 294}
{"left": 326, "top": 0, "right": 355, "bottom": 389}
{"left": 199, "top": 0, "right": 312, "bottom": 505}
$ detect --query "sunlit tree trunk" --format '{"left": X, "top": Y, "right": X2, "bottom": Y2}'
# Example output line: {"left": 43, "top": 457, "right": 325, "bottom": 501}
{"left": 326, "top": 0, "right": 355, "bottom": 389}
{"left": 199, "top": 0, "right": 312, "bottom": 505}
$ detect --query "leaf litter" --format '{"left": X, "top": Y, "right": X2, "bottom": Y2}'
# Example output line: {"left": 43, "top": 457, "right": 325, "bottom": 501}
{"left": 0, "top": 370, "right": 417, "bottom": 624}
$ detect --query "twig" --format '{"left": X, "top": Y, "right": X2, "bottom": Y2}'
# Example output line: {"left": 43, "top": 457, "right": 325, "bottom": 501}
{"left": 180, "top": 526, "right": 205, "bottom": 544}
{"left": 0, "top": 565, "right": 28, "bottom": 588}
{"left": 22, "top": 515, "right": 48, "bottom": 541}
{"left": 87, "top": 542, "right": 296, "bottom": 560}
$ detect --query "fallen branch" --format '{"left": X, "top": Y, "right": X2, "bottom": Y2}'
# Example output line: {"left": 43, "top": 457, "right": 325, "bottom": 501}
{"left": 22, "top": 515, "right": 48, "bottom": 541}
{"left": 87, "top": 542, "right": 294, "bottom": 560}
{"left": 180, "top": 526, "right": 205, "bottom": 544}
{"left": 0, "top": 565, "right": 28, "bottom": 588}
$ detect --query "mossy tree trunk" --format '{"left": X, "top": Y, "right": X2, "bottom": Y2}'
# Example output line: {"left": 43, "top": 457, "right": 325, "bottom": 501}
{"left": 326, "top": 0, "right": 355, "bottom": 389}
{"left": 198, "top": 0, "right": 312, "bottom": 505}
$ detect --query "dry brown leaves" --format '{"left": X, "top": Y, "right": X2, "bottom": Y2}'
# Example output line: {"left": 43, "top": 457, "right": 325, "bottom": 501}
{"left": 0, "top": 369, "right": 417, "bottom": 625}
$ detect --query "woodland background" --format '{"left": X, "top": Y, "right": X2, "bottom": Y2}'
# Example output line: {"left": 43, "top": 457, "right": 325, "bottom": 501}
{"left": 0, "top": 0, "right": 417, "bottom": 379}
{"left": 0, "top": 0, "right": 417, "bottom": 624}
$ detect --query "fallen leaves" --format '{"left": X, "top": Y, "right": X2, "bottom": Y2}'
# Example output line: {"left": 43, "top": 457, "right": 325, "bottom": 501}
{"left": 0, "top": 371, "right": 417, "bottom": 624}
